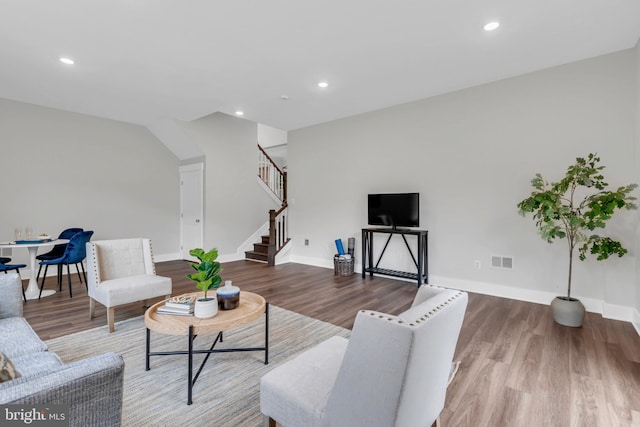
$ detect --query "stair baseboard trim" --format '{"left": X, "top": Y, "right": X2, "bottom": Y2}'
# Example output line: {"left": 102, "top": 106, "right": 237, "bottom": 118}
{"left": 257, "top": 176, "right": 285, "bottom": 206}
{"left": 274, "top": 240, "right": 293, "bottom": 265}
{"left": 237, "top": 221, "right": 270, "bottom": 256}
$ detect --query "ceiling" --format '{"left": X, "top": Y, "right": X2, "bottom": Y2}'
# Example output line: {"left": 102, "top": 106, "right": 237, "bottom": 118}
{"left": 1, "top": 1, "right": 639, "bottom": 132}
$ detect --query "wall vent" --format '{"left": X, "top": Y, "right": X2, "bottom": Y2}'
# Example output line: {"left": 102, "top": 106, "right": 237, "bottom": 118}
{"left": 491, "top": 256, "right": 513, "bottom": 269}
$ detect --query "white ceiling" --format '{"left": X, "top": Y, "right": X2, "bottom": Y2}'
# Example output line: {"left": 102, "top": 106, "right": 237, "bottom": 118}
{"left": 1, "top": 1, "right": 639, "bottom": 131}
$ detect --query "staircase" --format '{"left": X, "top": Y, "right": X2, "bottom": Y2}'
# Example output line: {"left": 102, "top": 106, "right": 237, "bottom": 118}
{"left": 245, "top": 144, "right": 290, "bottom": 265}
{"left": 245, "top": 235, "right": 270, "bottom": 263}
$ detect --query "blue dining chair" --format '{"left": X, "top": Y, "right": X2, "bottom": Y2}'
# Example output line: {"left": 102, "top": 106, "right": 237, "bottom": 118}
{"left": 36, "top": 228, "right": 84, "bottom": 282}
{"left": 0, "top": 263, "right": 27, "bottom": 301}
{"left": 39, "top": 230, "right": 94, "bottom": 298}
{"left": 0, "top": 257, "right": 11, "bottom": 264}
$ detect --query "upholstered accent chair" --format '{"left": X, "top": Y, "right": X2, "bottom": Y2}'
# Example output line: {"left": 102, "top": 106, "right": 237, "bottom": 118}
{"left": 39, "top": 230, "right": 94, "bottom": 298}
{"left": 260, "top": 285, "right": 468, "bottom": 427}
{"left": 36, "top": 227, "right": 84, "bottom": 281}
{"left": 86, "top": 238, "right": 172, "bottom": 332}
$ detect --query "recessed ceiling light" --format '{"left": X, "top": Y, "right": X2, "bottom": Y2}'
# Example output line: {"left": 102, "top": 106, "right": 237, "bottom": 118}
{"left": 318, "top": 81, "right": 329, "bottom": 88}
{"left": 59, "top": 57, "right": 75, "bottom": 65}
{"left": 235, "top": 111, "right": 244, "bottom": 116}
{"left": 484, "top": 21, "right": 500, "bottom": 31}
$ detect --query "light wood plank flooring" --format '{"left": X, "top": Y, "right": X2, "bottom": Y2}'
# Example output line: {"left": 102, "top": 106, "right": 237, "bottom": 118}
{"left": 21, "top": 260, "right": 640, "bottom": 426}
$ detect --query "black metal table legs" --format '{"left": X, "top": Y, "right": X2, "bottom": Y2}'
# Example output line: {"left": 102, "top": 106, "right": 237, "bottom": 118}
{"left": 146, "top": 302, "right": 270, "bottom": 405}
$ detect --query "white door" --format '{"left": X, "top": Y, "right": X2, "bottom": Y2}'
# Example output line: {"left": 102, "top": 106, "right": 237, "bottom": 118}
{"left": 180, "top": 163, "right": 204, "bottom": 260}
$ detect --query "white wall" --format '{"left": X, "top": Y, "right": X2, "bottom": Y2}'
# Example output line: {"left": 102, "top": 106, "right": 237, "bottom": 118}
{"left": 288, "top": 49, "right": 638, "bottom": 319}
{"left": 181, "top": 113, "right": 277, "bottom": 258}
{"left": 258, "top": 124, "right": 288, "bottom": 169}
{"left": 0, "top": 98, "right": 181, "bottom": 263}
{"left": 634, "top": 39, "right": 640, "bottom": 328}
{"left": 257, "top": 124, "right": 287, "bottom": 148}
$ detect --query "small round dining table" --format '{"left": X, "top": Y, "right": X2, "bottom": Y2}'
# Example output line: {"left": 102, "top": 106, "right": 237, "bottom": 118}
{"left": 0, "top": 239, "right": 67, "bottom": 300}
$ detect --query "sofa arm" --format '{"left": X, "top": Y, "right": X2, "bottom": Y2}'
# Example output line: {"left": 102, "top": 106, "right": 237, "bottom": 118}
{"left": 0, "top": 352, "right": 125, "bottom": 427}
{"left": 0, "top": 273, "right": 23, "bottom": 319}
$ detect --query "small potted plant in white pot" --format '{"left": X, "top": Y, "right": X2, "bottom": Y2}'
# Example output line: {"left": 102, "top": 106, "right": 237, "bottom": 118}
{"left": 187, "top": 247, "right": 223, "bottom": 319}
{"left": 517, "top": 153, "right": 637, "bottom": 327}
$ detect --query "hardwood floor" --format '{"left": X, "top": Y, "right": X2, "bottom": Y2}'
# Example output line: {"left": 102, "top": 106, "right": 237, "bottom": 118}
{"left": 22, "top": 260, "right": 640, "bottom": 426}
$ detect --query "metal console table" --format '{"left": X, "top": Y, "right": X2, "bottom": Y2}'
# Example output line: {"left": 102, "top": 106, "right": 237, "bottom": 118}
{"left": 361, "top": 227, "right": 428, "bottom": 286}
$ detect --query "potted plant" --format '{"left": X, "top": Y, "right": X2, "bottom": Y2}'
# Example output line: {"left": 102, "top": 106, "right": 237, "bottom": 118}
{"left": 187, "top": 247, "right": 223, "bottom": 319}
{"left": 517, "top": 153, "right": 637, "bottom": 327}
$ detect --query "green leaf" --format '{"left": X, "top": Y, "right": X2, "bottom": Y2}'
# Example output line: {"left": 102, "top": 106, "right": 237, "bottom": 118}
{"left": 185, "top": 247, "right": 224, "bottom": 297}
{"left": 189, "top": 248, "right": 204, "bottom": 259}
{"left": 516, "top": 153, "right": 637, "bottom": 296}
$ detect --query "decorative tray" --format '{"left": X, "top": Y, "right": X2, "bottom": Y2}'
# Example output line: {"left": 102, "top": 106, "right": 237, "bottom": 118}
{"left": 14, "top": 239, "right": 53, "bottom": 244}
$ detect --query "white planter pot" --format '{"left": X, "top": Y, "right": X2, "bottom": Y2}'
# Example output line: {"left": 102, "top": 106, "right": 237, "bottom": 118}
{"left": 194, "top": 297, "right": 218, "bottom": 319}
{"left": 550, "top": 296, "right": 585, "bottom": 327}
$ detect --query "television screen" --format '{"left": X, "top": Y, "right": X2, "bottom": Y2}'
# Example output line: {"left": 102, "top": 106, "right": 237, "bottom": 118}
{"left": 368, "top": 193, "right": 419, "bottom": 228}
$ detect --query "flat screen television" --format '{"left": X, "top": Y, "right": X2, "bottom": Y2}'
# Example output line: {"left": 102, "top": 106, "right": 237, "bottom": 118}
{"left": 368, "top": 193, "right": 419, "bottom": 229}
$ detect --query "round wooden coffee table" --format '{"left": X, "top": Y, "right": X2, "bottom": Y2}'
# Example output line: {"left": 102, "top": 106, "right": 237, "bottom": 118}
{"left": 144, "top": 291, "right": 269, "bottom": 405}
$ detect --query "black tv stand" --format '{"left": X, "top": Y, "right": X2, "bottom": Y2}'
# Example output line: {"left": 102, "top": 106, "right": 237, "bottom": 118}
{"left": 361, "top": 227, "right": 428, "bottom": 286}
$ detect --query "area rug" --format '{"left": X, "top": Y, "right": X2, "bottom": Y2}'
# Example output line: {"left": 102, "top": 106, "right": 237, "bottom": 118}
{"left": 45, "top": 306, "right": 350, "bottom": 427}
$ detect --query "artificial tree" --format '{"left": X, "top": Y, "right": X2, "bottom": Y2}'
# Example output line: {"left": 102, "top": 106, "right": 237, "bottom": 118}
{"left": 517, "top": 153, "right": 637, "bottom": 325}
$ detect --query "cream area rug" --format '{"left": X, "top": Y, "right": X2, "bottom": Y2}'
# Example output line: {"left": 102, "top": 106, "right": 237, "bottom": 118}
{"left": 45, "top": 306, "right": 350, "bottom": 427}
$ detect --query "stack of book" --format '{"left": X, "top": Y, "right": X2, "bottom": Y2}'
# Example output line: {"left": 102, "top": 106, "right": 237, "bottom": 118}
{"left": 157, "top": 294, "right": 196, "bottom": 316}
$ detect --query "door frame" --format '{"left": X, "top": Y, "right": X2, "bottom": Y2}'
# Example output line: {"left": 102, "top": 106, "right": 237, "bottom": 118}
{"left": 179, "top": 163, "right": 204, "bottom": 261}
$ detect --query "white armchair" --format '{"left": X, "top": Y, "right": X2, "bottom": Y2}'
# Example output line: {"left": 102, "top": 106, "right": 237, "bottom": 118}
{"left": 260, "top": 285, "right": 468, "bottom": 427}
{"left": 86, "top": 238, "right": 172, "bottom": 333}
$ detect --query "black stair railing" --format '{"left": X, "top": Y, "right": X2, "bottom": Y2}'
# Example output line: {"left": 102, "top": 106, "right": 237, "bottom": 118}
{"left": 267, "top": 203, "right": 289, "bottom": 266}
{"left": 257, "top": 144, "right": 289, "bottom": 265}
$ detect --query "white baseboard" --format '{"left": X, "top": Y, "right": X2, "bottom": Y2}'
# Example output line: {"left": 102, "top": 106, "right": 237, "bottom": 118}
{"left": 146, "top": 253, "right": 640, "bottom": 337}
{"left": 155, "top": 234, "right": 288, "bottom": 266}
{"left": 22, "top": 252, "right": 180, "bottom": 278}
{"left": 601, "top": 302, "right": 635, "bottom": 323}
{"left": 155, "top": 251, "right": 245, "bottom": 263}
{"left": 421, "top": 275, "right": 637, "bottom": 323}
{"left": 237, "top": 221, "right": 270, "bottom": 256}
{"left": 633, "top": 309, "right": 640, "bottom": 336}
{"left": 432, "top": 275, "right": 557, "bottom": 305}
{"left": 287, "top": 255, "right": 639, "bottom": 335}
{"left": 275, "top": 241, "right": 293, "bottom": 265}
{"left": 22, "top": 261, "right": 88, "bottom": 281}
{"left": 217, "top": 253, "right": 246, "bottom": 263}
{"left": 289, "top": 255, "right": 334, "bottom": 270}
{"left": 155, "top": 252, "right": 182, "bottom": 263}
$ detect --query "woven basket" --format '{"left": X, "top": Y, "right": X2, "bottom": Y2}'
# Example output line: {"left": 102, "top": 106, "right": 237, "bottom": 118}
{"left": 334, "top": 256, "right": 354, "bottom": 276}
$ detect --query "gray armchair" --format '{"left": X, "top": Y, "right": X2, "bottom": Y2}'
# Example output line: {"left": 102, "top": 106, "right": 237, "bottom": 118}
{"left": 260, "top": 285, "right": 468, "bottom": 427}
{"left": 0, "top": 273, "right": 125, "bottom": 427}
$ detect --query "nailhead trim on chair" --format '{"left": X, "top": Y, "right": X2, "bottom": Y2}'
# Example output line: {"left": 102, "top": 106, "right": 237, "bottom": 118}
{"left": 361, "top": 291, "right": 464, "bottom": 327}
{"left": 90, "top": 244, "right": 101, "bottom": 284}
{"left": 149, "top": 241, "right": 157, "bottom": 275}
